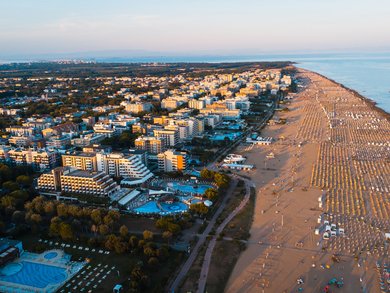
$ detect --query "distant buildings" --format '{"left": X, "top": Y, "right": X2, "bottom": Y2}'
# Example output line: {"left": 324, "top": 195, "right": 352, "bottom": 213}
{"left": 123, "top": 102, "right": 153, "bottom": 114}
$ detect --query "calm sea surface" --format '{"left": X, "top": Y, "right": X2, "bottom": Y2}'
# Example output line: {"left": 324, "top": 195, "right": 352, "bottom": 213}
{"left": 295, "top": 54, "right": 390, "bottom": 113}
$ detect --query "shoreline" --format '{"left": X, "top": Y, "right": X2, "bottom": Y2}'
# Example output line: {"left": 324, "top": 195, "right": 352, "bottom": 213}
{"left": 224, "top": 68, "right": 389, "bottom": 293}
{"left": 296, "top": 66, "right": 390, "bottom": 118}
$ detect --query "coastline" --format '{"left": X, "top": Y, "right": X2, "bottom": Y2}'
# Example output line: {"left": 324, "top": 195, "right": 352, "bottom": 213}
{"left": 224, "top": 68, "right": 389, "bottom": 293}
{"left": 300, "top": 66, "right": 390, "bottom": 119}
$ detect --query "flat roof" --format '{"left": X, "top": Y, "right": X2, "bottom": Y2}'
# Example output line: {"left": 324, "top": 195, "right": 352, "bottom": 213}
{"left": 118, "top": 189, "right": 141, "bottom": 206}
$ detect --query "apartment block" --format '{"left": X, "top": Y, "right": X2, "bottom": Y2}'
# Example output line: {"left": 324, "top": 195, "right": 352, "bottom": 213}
{"left": 157, "top": 149, "right": 188, "bottom": 172}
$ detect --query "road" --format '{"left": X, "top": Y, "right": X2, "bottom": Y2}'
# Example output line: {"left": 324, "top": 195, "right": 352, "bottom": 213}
{"left": 169, "top": 178, "right": 238, "bottom": 293}
{"left": 196, "top": 178, "right": 254, "bottom": 293}
{"left": 207, "top": 104, "right": 276, "bottom": 171}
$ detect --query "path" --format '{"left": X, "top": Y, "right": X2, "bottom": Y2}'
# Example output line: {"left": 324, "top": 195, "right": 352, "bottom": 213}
{"left": 169, "top": 178, "right": 238, "bottom": 292}
{"left": 197, "top": 178, "right": 254, "bottom": 293}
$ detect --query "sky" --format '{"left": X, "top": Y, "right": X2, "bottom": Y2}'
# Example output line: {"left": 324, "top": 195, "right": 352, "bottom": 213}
{"left": 1, "top": 0, "right": 390, "bottom": 59}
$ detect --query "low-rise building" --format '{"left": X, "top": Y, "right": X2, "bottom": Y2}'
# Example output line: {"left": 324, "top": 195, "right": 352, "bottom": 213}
{"left": 38, "top": 166, "right": 119, "bottom": 197}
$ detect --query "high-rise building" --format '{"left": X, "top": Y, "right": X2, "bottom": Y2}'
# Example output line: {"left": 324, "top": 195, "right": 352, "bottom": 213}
{"left": 157, "top": 149, "right": 188, "bottom": 172}
{"left": 135, "top": 136, "right": 165, "bottom": 154}
{"left": 96, "top": 153, "right": 153, "bottom": 182}
{"left": 153, "top": 129, "right": 179, "bottom": 147}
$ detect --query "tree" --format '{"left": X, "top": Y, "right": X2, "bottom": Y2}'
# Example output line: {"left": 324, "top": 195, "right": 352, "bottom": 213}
{"left": 103, "top": 214, "right": 114, "bottom": 226}
{"left": 129, "top": 235, "right": 138, "bottom": 248}
{"left": 12, "top": 210, "right": 25, "bottom": 223}
{"left": 200, "top": 168, "right": 215, "bottom": 180}
{"left": 2, "top": 181, "right": 19, "bottom": 192}
{"left": 214, "top": 172, "right": 230, "bottom": 188}
{"left": 107, "top": 210, "right": 120, "bottom": 221}
{"left": 44, "top": 201, "right": 56, "bottom": 215}
{"left": 1, "top": 195, "right": 16, "bottom": 209}
{"left": 67, "top": 205, "right": 81, "bottom": 217}
{"left": 90, "top": 209, "right": 102, "bottom": 224}
{"left": 204, "top": 188, "right": 218, "bottom": 201}
{"left": 30, "top": 213, "right": 42, "bottom": 224}
{"left": 9, "top": 190, "right": 29, "bottom": 203}
{"left": 119, "top": 225, "right": 129, "bottom": 238}
{"left": 143, "top": 246, "right": 155, "bottom": 257}
{"left": 143, "top": 230, "right": 153, "bottom": 241}
{"left": 190, "top": 203, "right": 209, "bottom": 215}
{"left": 49, "top": 217, "right": 62, "bottom": 236}
{"left": 148, "top": 257, "right": 159, "bottom": 267}
{"left": 59, "top": 223, "right": 74, "bottom": 240}
{"left": 105, "top": 234, "right": 119, "bottom": 251}
{"left": 156, "top": 247, "right": 169, "bottom": 260}
{"left": 16, "top": 175, "right": 32, "bottom": 187}
{"left": 56, "top": 203, "right": 69, "bottom": 217}
{"left": 99, "top": 224, "right": 110, "bottom": 236}
{"left": 114, "top": 241, "right": 127, "bottom": 254}
{"left": 162, "top": 231, "right": 173, "bottom": 244}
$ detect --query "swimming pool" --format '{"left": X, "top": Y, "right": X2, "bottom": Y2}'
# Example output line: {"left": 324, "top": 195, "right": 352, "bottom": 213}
{"left": 160, "top": 202, "right": 188, "bottom": 213}
{"left": 44, "top": 251, "right": 58, "bottom": 260}
{"left": 210, "top": 132, "right": 242, "bottom": 141}
{"left": 134, "top": 201, "right": 161, "bottom": 214}
{"left": 168, "top": 182, "right": 212, "bottom": 195}
{"left": 0, "top": 261, "right": 67, "bottom": 289}
{"left": 134, "top": 200, "right": 189, "bottom": 215}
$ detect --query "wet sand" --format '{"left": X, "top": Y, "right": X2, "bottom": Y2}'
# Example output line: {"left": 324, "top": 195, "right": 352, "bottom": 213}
{"left": 225, "top": 68, "right": 389, "bottom": 293}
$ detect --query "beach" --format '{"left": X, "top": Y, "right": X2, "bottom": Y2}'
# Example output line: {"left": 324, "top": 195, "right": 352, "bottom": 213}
{"left": 225, "top": 68, "right": 390, "bottom": 293}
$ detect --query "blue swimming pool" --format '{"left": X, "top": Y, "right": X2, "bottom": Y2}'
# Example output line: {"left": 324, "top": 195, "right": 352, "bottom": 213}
{"left": 134, "top": 201, "right": 161, "bottom": 214}
{"left": 134, "top": 200, "right": 189, "bottom": 215}
{"left": 210, "top": 132, "right": 242, "bottom": 141}
{"left": 0, "top": 261, "right": 67, "bottom": 289}
{"left": 168, "top": 182, "right": 212, "bottom": 194}
{"left": 44, "top": 251, "right": 58, "bottom": 260}
{"left": 160, "top": 202, "right": 188, "bottom": 213}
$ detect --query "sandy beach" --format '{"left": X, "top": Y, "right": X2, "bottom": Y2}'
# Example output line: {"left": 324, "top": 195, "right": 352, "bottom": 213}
{"left": 225, "top": 68, "right": 390, "bottom": 293}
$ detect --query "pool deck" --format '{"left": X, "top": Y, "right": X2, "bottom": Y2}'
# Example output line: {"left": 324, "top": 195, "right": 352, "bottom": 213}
{"left": 0, "top": 250, "right": 85, "bottom": 293}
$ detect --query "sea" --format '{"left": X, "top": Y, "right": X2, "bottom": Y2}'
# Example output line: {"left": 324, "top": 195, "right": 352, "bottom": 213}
{"left": 1, "top": 52, "right": 390, "bottom": 113}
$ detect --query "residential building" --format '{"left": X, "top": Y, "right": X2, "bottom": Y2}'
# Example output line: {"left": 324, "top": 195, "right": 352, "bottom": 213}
{"left": 135, "top": 136, "right": 165, "bottom": 154}
{"left": 96, "top": 152, "right": 153, "bottom": 182}
{"left": 62, "top": 152, "right": 98, "bottom": 171}
{"left": 6, "top": 148, "right": 59, "bottom": 171}
{"left": 157, "top": 149, "right": 188, "bottom": 172}
{"left": 153, "top": 129, "right": 179, "bottom": 147}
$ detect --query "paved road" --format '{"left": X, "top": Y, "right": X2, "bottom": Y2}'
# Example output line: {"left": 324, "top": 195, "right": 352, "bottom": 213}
{"left": 169, "top": 178, "right": 238, "bottom": 293}
{"left": 196, "top": 178, "right": 253, "bottom": 293}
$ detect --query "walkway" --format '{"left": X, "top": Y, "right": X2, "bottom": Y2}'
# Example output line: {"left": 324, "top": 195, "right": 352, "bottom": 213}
{"left": 169, "top": 178, "right": 238, "bottom": 292}
{"left": 196, "top": 178, "right": 254, "bottom": 293}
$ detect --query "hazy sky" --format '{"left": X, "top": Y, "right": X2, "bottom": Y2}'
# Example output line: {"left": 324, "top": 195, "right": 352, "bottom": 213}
{"left": 1, "top": 0, "right": 390, "bottom": 58}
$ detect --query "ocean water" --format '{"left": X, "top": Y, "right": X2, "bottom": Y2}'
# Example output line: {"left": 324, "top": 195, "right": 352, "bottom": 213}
{"left": 295, "top": 54, "right": 390, "bottom": 113}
